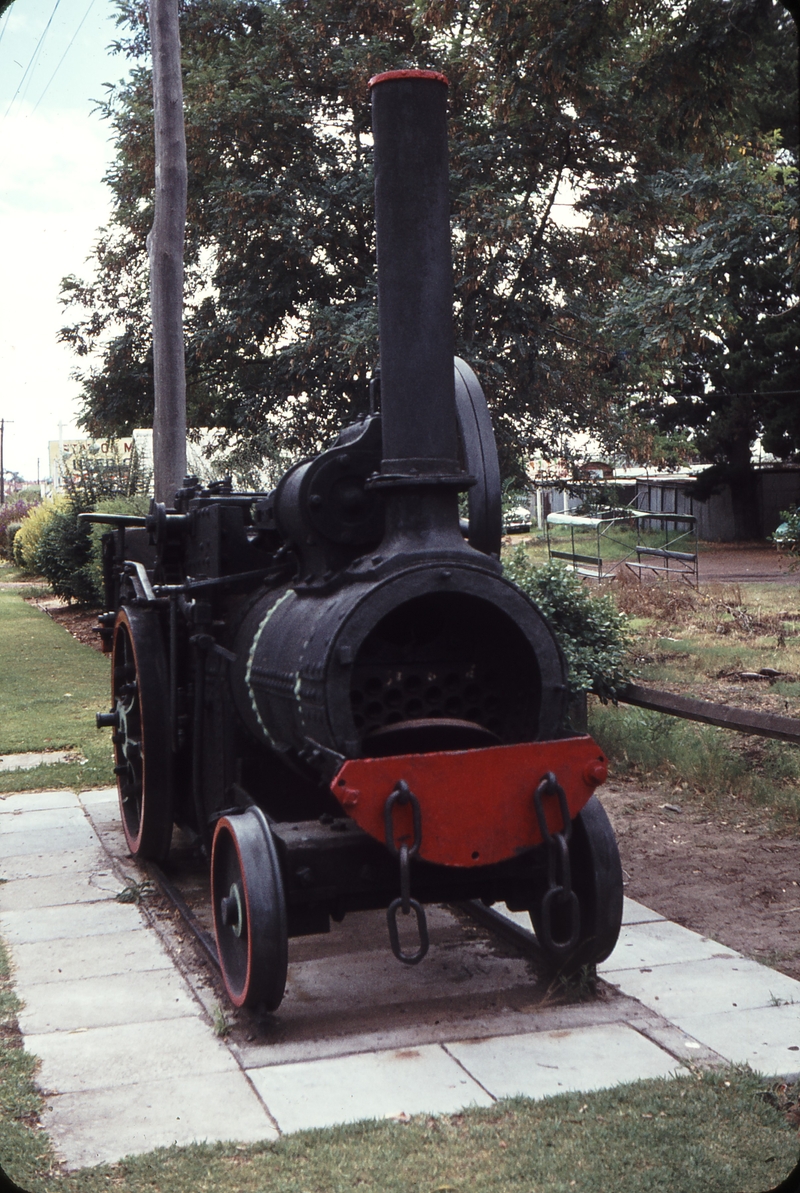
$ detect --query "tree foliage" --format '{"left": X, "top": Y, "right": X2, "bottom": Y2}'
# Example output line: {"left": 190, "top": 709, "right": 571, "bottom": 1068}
{"left": 61, "top": 0, "right": 797, "bottom": 490}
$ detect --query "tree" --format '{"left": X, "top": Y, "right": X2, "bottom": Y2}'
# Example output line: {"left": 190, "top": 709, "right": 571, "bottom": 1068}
{"left": 662, "top": 157, "right": 795, "bottom": 537}
{"left": 60, "top": 0, "right": 797, "bottom": 492}
{"left": 576, "top": 0, "right": 798, "bottom": 536}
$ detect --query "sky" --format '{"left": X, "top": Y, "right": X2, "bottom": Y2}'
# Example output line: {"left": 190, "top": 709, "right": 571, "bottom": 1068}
{"left": 0, "top": 0, "right": 129, "bottom": 482}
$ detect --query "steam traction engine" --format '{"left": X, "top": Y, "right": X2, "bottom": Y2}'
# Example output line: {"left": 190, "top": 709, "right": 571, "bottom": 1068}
{"left": 92, "top": 70, "right": 623, "bottom": 1011}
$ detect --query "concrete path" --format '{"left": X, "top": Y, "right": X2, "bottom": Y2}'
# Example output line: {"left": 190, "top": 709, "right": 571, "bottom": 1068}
{"left": 1, "top": 787, "right": 799, "bottom": 1170}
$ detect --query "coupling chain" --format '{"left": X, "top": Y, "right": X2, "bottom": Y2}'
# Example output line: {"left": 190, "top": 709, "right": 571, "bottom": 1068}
{"left": 533, "top": 772, "right": 581, "bottom": 955}
{"left": 384, "top": 781, "right": 429, "bottom": 965}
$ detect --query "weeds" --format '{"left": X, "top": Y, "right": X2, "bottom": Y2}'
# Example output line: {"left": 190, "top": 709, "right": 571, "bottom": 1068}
{"left": 114, "top": 880, "right": 155, "bottom": 905}
{"left": 212, "top": 1004, "right": 232, "bottom": 1038}
{"left": 589, "top": 702, "right": 800, "bottom": 827}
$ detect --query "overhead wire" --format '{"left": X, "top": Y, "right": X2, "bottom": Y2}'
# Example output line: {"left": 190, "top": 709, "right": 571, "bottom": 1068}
{"left": 2, "top": 0, "right": 64, "bottom": 124}
{"left": 32, "top": 0, "right": 97, "bottom": 114}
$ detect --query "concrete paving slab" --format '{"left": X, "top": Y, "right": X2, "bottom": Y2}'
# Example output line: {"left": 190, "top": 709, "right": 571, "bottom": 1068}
{"left": 77, "top": 788, "right": 117, "bottom": 809}
{"left": 18, "top": 968, "right": 198, "bottom": 1034}
{"left": 0, "top": 899, "right": 146, "bottom": 944}
{"left": 0, "top": 804, "right": 90, "bottom": 835}
{"left": 490, "top": 903, "right": 533, "bottom": 932}
{"left": 28, "top": 1016, "right": 241, "bottom": 1095}
{"left": 603, "top": 956, "right": 800, "bottom": 1021}
{"left": 0, "top": 751, "right": 83, "bottom": 773}
{"left": 88, "top": 825, "right": 130, "bottom": 856}
{"left": 0, "top": 790, "right": 79, "bottom": 814}
{"left": 622, "top": 898, "right": 666, "bottom": 925}
{"left": 42, "top": 1072, "right": 278, "bottom": 1170}
{"left": 445, "top": 1023, "right": 684, "bottom": 1101}
{"left": 2, "top": 776, "right": 793, "bottom": 1166}
{"left": 677, "top": 1004, "right": 800, "bottom": 1075}
{"left": 628, "top": 1017, "right": 728, "bottom": 1068}
{"left": 0, "top": 823, "right": 100, "bottom": 859}
{"left": 599, "top": 920, "right": 736, "bottom": 972}
{"left": 233, "top": 995, "right": 653, "bottom": 1071}
{"left": 0, "top": 868, "right": 121, "bottom": 911}
{"left": 0, "top": 845, "right": 111, "bottom": 881}
{"left": 9, "top": 929, "right": 173, "bottom": 985}
{"left": 491, "top": 897, "right": 665, "bottom": 938}
{"left": 248, "top": 1043, "right": 494, "bottom": 1133}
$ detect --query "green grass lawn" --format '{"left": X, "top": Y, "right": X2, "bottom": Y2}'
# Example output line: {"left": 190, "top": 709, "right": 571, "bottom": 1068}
{"left": 52, "top": 1076, "right": 800, "bottom": 1193}
{"left": 579, "top": 573, "right": 800, "bottom": 829}
{"left": 0, "top": 590, "right": 114, "bottom": 793}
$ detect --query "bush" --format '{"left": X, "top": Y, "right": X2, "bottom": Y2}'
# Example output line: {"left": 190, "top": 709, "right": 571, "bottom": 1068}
{"left": 0, "top": 500, "right": 35, "bottom": 559}
{"left": 503, "top": 550, "right": 631, "bottom": 701}
{"left": 773, "top": 505, "right": 800, "bottom": 558}
{"left": 85, "top": 495, "right": 152, "bottom": 599}
{"left": 33, "top": 494, "right": 153, "bottom": 606}
{"left": 12, "top": 497, "right": 67, "bottom": 572}
{"left": 34, "top": 504, "right": 98, "bottom": 604}
{"left": 15, "top": 487, "right": 42, "bottom": 505}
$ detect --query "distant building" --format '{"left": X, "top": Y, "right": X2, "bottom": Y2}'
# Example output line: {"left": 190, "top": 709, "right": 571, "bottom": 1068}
{"left": 633, "top": 465, "right": 800, "bottom": 542}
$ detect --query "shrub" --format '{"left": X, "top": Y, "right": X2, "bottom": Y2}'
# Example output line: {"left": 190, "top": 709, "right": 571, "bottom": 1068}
{"left": 33, "top": 494, "right": 153, "bottom": 606}
{"left": 12, "top": 498, "right": 67, "bottom": 572}
{"left": 773, "top": 505, "right": 800, "bottom": 559}
{"left": 15, "top": 487, "right": 42, "bottom": 504}
{"left": 34, "top": 503, "right": 98, "bottom": 604}
{"left": 0, "top": 500, "right": 35, "bottom": 559}
{"left": 85, "top": 495, "right": 152, "bottom": 599}
{"left": 503, "top": 550, "right": 631, "bottom": 701}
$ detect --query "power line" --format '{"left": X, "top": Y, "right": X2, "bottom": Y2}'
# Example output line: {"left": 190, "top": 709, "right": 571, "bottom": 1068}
{"left": 2, "top": 0, "right": 64, "bottom": 124}
{"left": 32, "top": 0, "right": 97, "bottom": 114}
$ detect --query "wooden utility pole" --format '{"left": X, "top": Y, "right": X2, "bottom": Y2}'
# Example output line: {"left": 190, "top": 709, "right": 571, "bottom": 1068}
{"left": 148, "top": 0, "right": 187, "bottom": 504}
{"left": 0, "top": 419, "right": 12, "bottom": 505}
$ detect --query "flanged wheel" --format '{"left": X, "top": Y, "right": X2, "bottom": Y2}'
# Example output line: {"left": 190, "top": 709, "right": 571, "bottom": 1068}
{"left": 531, "top": 795, "right": 623, "bottom": 972}
{"left": 110, "top": 606, "right": 173, "bottom": 860}
{"left": 454, "top": 357, "right": 502, "bottom": 558}
{"left": 211, "top": 807, "right": 288, "bottom": 1011}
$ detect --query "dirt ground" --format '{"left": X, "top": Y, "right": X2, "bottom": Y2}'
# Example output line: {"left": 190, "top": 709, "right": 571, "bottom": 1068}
{"left": 696, "top": 541, "right": 798, "bottom": 585}
{"left": 32, "top": 585, "right": 800, "bottom": 987}
{"left": 601, "top": 778, "right": 800, "bottom": 983}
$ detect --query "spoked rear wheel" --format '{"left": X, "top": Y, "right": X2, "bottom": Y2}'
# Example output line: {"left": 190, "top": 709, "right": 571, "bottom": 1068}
{"left": 530, "top": 795, "right": 623, "bottom": 973}
{"left": 111, "top": 606, "right": 173, "bottom": 861}
{"left": 211, "top": 807, "right": 288, "bottom": 1011}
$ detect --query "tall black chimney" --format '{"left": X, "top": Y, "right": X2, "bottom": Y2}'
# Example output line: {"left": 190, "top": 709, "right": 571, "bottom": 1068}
{"left": 369, "top": 70, "right": 462, "bottom": 483}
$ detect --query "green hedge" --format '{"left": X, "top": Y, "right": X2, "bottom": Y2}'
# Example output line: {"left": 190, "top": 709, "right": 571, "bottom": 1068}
{"left": 503, "top": 550, "right": 630, "bottom": 702}
{"left": 33, "top": 495, "right": 151, "bottom": 606}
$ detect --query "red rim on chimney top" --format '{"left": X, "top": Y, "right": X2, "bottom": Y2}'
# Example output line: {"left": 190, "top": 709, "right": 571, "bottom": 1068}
{"left": 368, "top": 69, "right": 449, "bottom": 89}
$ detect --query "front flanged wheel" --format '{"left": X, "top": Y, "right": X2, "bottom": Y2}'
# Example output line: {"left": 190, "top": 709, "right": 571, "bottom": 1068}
{"left": 531, "top": 795, "right": 623, "bottom": 973}
{"left": 111, "top": 606, "right": 173, "bottom": 860}
{"left": 211, "top": 808, "right": 288, "bottom": 1011}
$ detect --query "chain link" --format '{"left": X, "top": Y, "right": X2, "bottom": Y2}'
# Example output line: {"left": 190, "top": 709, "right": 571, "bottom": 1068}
{"left": 384, "top": 781, "right": 429, "bottom": 965}
{"left": 533, "top": 772, "right": 581, "bottom": 955}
